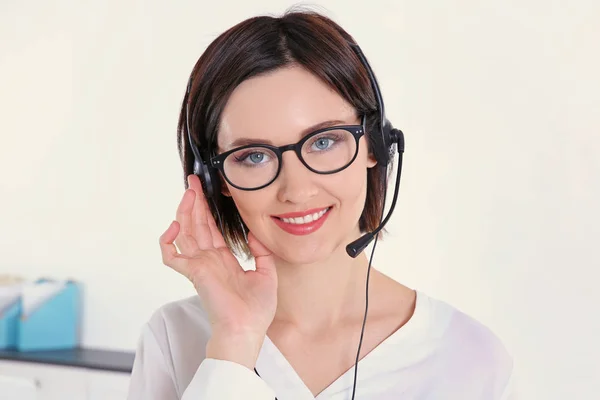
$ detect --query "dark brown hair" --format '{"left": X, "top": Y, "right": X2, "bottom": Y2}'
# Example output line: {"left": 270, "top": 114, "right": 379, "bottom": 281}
{"left": 177, "top": 9, "right": 392, "bottom": 258}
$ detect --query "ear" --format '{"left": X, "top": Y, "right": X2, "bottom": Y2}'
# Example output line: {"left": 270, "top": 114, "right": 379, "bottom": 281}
{"left": 367, "top": 152, "right": 378, "bottom": 168}
{"left": 220, "top": 175, "right": 232, "bottom": 197}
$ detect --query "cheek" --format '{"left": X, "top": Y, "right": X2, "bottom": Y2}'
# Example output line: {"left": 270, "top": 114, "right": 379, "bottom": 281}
{"left": 325, "top": 160, "right": 370, "bottom": 210}
{"left": 342, "top": 142, "right": 373, "bottom": 194}
{"left": 227, "top": 186, "right": 275, "bottom": 227}
{"left": 229, "top": 190, "right": 260, "bottom": 215}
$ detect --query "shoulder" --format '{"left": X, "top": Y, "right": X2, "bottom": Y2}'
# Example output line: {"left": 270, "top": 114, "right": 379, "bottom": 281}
{"left": 142, "top": 295, "right": 213, "bottom": 391}
{"left": 425, "top": 293, "right": 512, "bottom": 365}
{"left": 145, "top": 295, "right": 211, "bottom": 339}
{"left": 419, "top": 292, "right": 514, "bottom": 397}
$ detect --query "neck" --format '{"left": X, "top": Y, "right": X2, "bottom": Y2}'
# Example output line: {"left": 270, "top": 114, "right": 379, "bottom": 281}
{"left": 270, "top": 240, "right": 374, "bottom": 334}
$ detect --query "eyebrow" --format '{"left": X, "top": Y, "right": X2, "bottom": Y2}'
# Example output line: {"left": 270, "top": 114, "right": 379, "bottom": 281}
{"left": 225, "top": 119, "right": 348, "bottom": 149}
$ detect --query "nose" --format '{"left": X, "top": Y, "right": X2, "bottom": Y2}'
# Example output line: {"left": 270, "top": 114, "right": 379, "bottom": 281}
{"left": 276, "top": 151, "right": 319, "bottom": 204}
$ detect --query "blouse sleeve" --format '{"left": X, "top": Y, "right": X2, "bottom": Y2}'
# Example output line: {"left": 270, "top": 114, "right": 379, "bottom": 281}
{"left": 181, "top": 359, "right": 276, "bottom": 400}
{"left": 127, "top": 323, "right": 276, "bottom": 400}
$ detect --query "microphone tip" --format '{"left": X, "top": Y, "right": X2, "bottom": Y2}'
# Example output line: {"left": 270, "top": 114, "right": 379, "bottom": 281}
{"left": 346, "top": 232, "right": 375, "bottom": 258}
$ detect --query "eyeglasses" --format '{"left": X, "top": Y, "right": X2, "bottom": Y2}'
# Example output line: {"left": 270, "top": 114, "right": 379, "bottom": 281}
{"left": 210, "top": 119, "right": 366, "bottom": 191}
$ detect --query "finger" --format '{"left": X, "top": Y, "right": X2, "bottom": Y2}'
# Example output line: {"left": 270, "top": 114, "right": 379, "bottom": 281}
{"left": 159, "top": 221, "right": 190, "bottom": 277}
{"left": 188, "top": 174, "right": 227, "bottom": 249}
{"left": 175, "top": 189, "right": 201, "bottom": 255}
{"left": 206, "top": 205, "right": 227, "bottom": 249}
{"left": 247, "top": 231, "right": 277, "bottom": 277}
{"left": 186, "top": 175, "right": 214, "bottom": 249}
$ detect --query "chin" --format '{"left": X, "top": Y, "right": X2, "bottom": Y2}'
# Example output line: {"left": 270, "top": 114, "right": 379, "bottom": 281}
{"left": 279, "top": 252, "right": 335, "bottom": 266}
{"left": 271, "top": 234, "right": 351, "bottom": 265}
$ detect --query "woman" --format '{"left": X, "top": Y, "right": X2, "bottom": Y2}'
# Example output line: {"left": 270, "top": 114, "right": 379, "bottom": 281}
{"left": 127, "top": 10, "right": 514, "bottom": 400}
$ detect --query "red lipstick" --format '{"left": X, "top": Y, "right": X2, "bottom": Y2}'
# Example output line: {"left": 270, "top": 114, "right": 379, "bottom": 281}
{"left": 271, "top": 207, "right": 332, "bottom": 236}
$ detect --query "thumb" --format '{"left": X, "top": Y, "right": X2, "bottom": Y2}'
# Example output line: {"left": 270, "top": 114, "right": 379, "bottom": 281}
{"left": 247, "top": 231, "right": 277, "bottom": 277}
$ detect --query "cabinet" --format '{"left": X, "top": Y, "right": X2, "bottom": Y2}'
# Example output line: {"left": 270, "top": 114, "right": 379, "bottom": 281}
{"left": 0, "top": 348, "right": 134, "bottom": 400}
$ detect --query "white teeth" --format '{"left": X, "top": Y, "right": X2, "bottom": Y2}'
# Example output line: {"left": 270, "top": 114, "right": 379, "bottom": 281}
{"left": 280, "top": 208, "right": 329, "bottom": 225}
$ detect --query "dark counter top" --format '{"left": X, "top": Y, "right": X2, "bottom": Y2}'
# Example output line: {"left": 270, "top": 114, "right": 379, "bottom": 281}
{"left": 0, "top": 347, "right": 135, "bottom": 373}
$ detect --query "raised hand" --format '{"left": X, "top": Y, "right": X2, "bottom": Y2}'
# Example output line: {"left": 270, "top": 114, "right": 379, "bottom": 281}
{"left": 159, "top": 175, "right": 278, "bottom": 368}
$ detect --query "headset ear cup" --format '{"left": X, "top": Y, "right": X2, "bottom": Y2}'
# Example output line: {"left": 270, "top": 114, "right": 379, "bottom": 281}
{"left": 194, "top": 153, "right": 220, "bottom": 198}
{"left": 193, "top": 159, "right": 202, "bottom": 176}
{"left": 381, "top": 120, "right": 405, "bottom": 164}
{"left": 198, "top": 162, "right": 220, "bottom": 198}
{"left": 381, "top": 119, "right": 394, "bottom": 165}
{"left": 368, "top": 117, "right": 388, "bottom": 167}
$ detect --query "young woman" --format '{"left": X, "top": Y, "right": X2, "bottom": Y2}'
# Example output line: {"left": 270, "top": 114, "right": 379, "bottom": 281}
{"left": 127, "top": 10, "right": 514, "bottom": 400}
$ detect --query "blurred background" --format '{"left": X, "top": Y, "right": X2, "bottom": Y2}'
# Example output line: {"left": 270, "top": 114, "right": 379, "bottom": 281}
{"left": 1, "top": 0, "right": 598, "bottom": 399}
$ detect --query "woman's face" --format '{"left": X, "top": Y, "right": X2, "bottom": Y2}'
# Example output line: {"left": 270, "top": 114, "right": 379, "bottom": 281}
{"left": 218, "top": 65, "right": 377, "bottom": 264}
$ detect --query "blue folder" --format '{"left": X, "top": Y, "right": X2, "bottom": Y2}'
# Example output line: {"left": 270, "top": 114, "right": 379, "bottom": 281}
{"left": 0, "top": 300, "right": 21, "bottom": 349}
{"left": 0, "top": 280, "right": 81, "bottom": 351}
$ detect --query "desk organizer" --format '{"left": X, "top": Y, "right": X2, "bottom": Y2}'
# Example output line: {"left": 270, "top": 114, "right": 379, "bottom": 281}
{"left": 0, "top": 280, "right": 81, "bottom": 351}
{"left": 0, "top": 301, "right": 20, "bottom": 349}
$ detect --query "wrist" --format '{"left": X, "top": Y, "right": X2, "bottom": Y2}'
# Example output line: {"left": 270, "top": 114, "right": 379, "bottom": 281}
{"left": 206, "top": 330, "right": 265, "bottom": 370}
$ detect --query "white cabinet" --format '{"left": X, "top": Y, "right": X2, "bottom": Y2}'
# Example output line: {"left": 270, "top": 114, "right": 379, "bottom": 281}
{"left": 0, "top": 374, "right": 38, "bottom": 400}
{"left": 0, "top": 360, "right": 130, "bottom": 400}
{"left": 86, "top": 369, "right": 131, "bottom": 400}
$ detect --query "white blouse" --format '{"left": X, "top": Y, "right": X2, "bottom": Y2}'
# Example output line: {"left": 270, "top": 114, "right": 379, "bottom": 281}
{"left": 127, "top": 290, "right": 515, "bottom": 399}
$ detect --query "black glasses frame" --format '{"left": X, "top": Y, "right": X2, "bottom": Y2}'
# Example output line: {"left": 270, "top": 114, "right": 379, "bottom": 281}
{"left": 209, "top": 117, "right": 366, "bottom": 191}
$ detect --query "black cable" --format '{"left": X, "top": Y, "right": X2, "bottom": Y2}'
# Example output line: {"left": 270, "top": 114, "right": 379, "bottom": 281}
{"left": 350, "top": 232, "right": 378, "bottom": 399}
{"left": 350, "top": 164, "right": 389, "bottom": 400}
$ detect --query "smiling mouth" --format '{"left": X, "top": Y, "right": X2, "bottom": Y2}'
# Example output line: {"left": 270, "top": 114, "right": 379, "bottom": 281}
{"left": 273, "top": 207, "right": 332, "bottom": 225}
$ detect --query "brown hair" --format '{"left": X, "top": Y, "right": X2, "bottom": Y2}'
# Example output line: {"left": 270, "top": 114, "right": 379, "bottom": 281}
{"left": 177, "top": 9, "right": 392, "bottom": 258}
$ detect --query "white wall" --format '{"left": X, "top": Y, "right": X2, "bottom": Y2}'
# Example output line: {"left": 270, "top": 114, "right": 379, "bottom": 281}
{"left": 1, "top": 0, "right": 598, "bottom": 398}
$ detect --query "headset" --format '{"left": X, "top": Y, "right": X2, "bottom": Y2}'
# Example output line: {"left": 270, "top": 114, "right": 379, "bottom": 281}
{"left": 185, "top": 41, "right": 405, "bottom": 399}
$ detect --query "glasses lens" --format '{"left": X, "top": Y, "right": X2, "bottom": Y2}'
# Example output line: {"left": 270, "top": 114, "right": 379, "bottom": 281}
{"left": 222, "top": 146, "right": 279, "bottom": 189}
{"left": 301, "top": 129, "right": 357, "bottom": 173}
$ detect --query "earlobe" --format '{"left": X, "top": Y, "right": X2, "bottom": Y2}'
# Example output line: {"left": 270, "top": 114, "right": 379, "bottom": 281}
{"left": 221, "top": 184, "right": 231, "bottom": 197}
{"left": 220, "top": 178, "right": 232, "bottom": 197}
{"left": 367, "top": 153, "right": 378, "bottom": 168}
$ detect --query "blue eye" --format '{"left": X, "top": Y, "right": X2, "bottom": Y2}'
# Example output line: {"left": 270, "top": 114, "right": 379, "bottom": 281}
{"left": 313, "top": 138, "right": 333, "bottom": 150}
{"left": 309, "top": 136, "right": 338, "bottom": 152}
{"left": 233, "top": 150, "right": 272, "bottom": 166}
{"left": 249, "top": 153, "right": 264, "bottom": 163}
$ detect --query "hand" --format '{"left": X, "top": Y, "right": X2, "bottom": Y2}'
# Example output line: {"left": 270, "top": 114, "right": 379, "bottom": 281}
{"left": 159, "top": 175, "right": 278, "bottom": 366}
